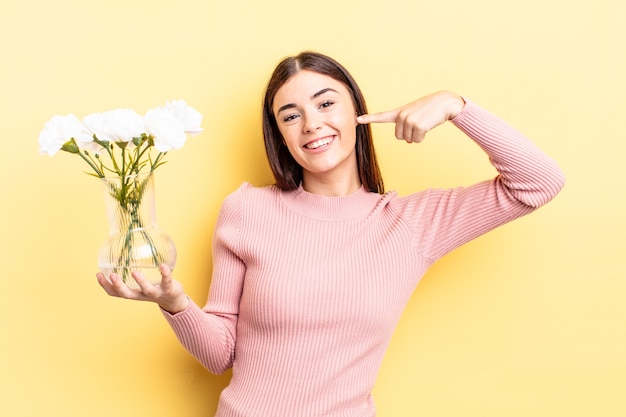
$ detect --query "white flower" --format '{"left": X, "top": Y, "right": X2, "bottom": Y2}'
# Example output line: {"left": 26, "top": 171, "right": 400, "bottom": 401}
{"left": 84, "top": 109, "right": 145, "bottom": 144}
{"left": 162, "top": 100, "right": 203, "bottom": 135}
{"left": 144, "top": 108, "right": 187, "bottom": 152}
{"left": 38, "top": 114, "right": 92, "bottom": 156}
{"left": 39, "top": 99, "right": 202, "bottom": 179}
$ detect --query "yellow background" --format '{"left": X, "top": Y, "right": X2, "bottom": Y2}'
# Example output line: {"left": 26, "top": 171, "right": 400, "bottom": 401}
{"left": 1, "top": 0, "right": 624, "bottom": 416}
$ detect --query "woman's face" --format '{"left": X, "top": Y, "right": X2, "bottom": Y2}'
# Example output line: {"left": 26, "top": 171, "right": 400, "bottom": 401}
{"left": 272, "top": 70, "right": 359, "bottom": 186}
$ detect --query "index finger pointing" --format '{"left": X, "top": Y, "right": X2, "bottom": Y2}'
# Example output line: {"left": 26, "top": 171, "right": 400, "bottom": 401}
{"left": 357, "top": 109, "right": 399, "bottom": 125}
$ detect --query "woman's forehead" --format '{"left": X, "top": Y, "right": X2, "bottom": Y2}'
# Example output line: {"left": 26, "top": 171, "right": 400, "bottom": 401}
{"left": 274, "top": 71, "right": 349, "bottom": 105}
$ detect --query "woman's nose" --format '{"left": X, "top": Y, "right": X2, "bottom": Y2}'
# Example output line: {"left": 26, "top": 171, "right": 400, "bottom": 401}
{"left": 303, "top": 112, "right": 322, "bottom": 133}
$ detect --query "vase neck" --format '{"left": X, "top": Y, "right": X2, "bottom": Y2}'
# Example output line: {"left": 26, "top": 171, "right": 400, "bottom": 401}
{"left": 101, "top": 174, "right": 157, "bottom": 234}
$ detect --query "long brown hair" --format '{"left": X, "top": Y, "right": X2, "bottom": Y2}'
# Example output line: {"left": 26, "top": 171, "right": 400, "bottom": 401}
{"left": 262, "top": 51, "right": 384, "bottom": 194}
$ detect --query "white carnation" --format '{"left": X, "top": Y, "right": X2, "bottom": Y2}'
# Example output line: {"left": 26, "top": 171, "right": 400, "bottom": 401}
{"left": 162, "top": 100, "right": 203, "bottom": 135}
{"left": 145, "top": 108, "right": 187, "bottom": 152}
{"left": 84, "top": 109, "right": 145, "bottom": 144}
{"left": 38, "top": 114, "right": 92, "bottom": 156}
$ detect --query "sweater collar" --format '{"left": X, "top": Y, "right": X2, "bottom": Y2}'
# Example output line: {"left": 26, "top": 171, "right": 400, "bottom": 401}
{"left": 279, "top": 184, "right": 381, "bottom": 221}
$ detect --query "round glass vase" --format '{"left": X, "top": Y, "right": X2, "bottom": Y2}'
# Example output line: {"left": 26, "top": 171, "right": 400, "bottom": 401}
{"left": 98, "top": 173, "right": 176, "bottom": 288}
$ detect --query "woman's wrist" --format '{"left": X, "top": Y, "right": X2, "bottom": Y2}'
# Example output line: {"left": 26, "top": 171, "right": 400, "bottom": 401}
{"left": 160, "top": 295, "right": 190, "bottom": 315}
{"left": 443, "top": 91, "right": 465, "bottom": 120}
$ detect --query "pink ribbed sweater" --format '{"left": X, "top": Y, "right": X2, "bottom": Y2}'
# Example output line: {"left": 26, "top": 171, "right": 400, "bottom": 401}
{"left": 163, "top": 100, "right": 565, "bottom": 417}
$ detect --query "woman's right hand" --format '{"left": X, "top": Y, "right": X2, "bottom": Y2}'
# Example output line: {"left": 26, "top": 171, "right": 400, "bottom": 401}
{"left": 357, "top": 90, "right": 465, "bottom": 144}
{"left": 96, "top": 264, "right": 190, "bottom": 314}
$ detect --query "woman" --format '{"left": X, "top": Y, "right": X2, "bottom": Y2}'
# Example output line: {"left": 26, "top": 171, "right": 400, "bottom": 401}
{"left": 98, "top": 51, "right": 565, "bottom": 416}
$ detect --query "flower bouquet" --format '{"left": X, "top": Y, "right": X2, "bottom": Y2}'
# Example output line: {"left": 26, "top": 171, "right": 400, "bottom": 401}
{"left": 39, "top": 100, "right": 202, "bottom": 287}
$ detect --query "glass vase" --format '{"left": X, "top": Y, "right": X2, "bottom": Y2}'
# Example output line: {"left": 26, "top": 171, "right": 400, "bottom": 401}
{"left": 98, "top": 173, "right": 176, "bottom": 288}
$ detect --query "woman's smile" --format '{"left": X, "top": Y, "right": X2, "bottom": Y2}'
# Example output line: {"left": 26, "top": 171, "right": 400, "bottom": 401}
{"left": 303, "top": 135, "right": 336, "bottom": 151}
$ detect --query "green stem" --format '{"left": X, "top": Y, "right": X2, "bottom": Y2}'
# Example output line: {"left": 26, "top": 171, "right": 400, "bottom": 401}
{"left": 78, "top": 151, "right": 104, "bottom": 177}
{"left": 113, "top": 175, "right": 162, "bottom": 283}
{"left": 151, "top": 152, "right": 167, "bottom": 172}
{"left": 103, "top": 143, "right": 122, "bottom": 176}
{"left": 133, "top": 142, "right": 153, "bottom": 173}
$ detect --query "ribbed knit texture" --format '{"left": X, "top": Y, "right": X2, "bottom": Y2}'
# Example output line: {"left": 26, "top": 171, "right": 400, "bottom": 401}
{"left": 162, "top": 99, "right": 565, "bottom": 417}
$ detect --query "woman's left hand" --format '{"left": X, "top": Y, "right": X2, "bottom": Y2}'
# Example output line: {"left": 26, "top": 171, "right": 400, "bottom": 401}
{"left": 357, "top": 91, "right": 465, "bottom": 143}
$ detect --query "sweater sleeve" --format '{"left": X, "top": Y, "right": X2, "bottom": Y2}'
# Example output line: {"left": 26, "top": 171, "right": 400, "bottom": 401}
{"left": 160, "top": 187, "right": 245, "bottom": 374}
{"left": 403, "top": 98, "right": 566, "bottom": 262}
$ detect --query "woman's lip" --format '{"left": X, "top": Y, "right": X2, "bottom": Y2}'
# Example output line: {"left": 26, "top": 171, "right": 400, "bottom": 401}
{"left": 303, "top": 135, "right": 335, "bottom": 150}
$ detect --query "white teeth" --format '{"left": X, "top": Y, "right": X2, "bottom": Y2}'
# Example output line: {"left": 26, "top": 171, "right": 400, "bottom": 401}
{"left": 305, "top": 137, "right": 333, "bottom": 149}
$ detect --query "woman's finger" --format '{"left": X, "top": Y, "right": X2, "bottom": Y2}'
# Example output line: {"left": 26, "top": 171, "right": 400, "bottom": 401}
{"left": 96, "top": 272, "right": 117, "bottom": 296}
{"left": 357, "top": 109, "right": 399, "bottom": 125}
{"left": 158, "top": 264, "right": 174, "bottom": 291}
{"left": 97, "top": 272, "right": 138, "bottom": 299}
{"left": 132, "top": 269, "right": 163, "bottom": 299}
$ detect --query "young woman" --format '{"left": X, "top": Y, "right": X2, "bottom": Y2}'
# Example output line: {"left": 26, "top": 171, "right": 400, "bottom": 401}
{"left": 98, "top": 51, "right": 565, "bottom": 417}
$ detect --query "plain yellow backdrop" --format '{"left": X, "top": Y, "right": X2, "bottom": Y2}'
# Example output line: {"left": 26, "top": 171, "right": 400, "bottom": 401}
{"left": 1, "top": 0, "right": 624, "bottom": 416}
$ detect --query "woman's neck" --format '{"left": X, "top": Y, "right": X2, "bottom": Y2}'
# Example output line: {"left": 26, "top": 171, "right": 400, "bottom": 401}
{"left": 302, "top": 174, "right": 361, "bottom": 197}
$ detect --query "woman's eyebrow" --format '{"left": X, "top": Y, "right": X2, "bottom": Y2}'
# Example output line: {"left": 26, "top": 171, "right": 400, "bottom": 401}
{"left": 276, "top": 88, "right": 340, "bottom": 114}
{"left": 312, "top": 87, "right": 338, "bottom": 99}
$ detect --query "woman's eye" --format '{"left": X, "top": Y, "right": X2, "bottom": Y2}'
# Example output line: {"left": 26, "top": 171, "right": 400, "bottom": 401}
{"left": 283, "top": 114, "right": 299, "bottom": 123}
{"left": 319, "top": 100, "right": 334, "bottom": 109}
